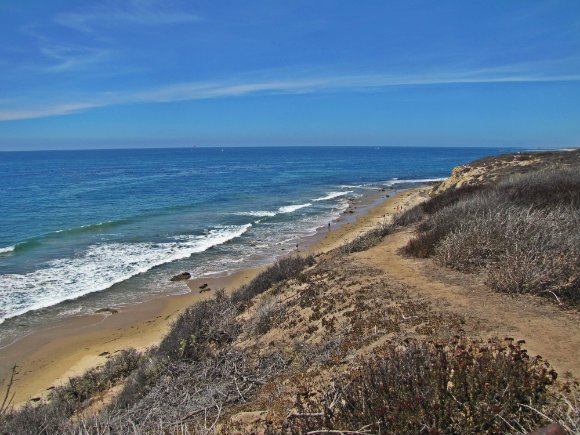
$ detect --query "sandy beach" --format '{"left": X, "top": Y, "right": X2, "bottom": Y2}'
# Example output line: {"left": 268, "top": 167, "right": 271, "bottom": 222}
{"left": 0, "top": 186, "right": 430, "bottom": 405}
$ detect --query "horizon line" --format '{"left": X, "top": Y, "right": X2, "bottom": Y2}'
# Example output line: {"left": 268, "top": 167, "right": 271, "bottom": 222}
{"left": 1, "top": 144, "right": 572, "bottom": 153}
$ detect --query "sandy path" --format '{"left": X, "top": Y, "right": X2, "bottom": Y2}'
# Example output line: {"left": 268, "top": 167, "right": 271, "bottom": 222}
{"left": 358, "top": 228, "right": 580, "bottom": 377}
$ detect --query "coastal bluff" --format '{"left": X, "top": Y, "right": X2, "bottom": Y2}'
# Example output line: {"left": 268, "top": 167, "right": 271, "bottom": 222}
{"left": 433, "top": 148, "right": 580, "bottom": 194}
{"left": 1, "top": 150, "right": 579, "bottom": 434}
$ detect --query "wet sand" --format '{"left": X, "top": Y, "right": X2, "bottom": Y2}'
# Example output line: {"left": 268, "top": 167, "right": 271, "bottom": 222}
{"left": 0, "top": 185, "right": 430, "bottom": 405}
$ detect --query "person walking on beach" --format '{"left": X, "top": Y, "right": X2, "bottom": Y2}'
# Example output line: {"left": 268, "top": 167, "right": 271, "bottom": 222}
{"left": 328, "top": 222, "right": 331, "bottom": 232}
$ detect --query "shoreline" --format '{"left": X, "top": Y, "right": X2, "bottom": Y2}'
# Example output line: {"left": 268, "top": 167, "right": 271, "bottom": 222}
{"left": 0, "top": 185, "right": 431, "bottom": 405}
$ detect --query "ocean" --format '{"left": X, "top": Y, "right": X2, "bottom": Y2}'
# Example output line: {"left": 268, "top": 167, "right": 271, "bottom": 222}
{"left": 0, "top": 146, "right": 513, "bottom": 345}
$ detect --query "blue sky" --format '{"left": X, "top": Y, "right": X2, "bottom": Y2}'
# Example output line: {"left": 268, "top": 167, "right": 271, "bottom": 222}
{"left": 0, "top": 0, "right": 579, "bottom": 150}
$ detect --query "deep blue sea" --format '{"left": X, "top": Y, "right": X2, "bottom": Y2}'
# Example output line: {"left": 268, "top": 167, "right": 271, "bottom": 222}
{"left": 0, "top": 146, "right": 513, "bottom": 344}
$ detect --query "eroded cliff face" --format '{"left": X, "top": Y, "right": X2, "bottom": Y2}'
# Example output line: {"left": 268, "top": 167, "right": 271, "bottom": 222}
{"left": 433, "top": 149, "right": 579, "bottom": 195}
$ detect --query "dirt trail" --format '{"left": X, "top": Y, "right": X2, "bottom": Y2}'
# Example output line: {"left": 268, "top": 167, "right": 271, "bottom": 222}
{"left": 357, "top": 228, "right": 580, "bottom": 378}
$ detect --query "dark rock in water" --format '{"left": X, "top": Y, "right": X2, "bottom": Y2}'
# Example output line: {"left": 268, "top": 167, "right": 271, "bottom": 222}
{"left": 199, "top": 283, "right": 208, "bottom": 289}
{"left": 95, "top": 307, "right": 118, "bottom": 315}
{"left": 170, "top": 272, "right": 191, "bottom": 282}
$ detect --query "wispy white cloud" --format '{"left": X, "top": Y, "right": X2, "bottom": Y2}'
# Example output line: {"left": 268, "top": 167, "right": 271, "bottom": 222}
{"left": 17, "top": 0, "right": 199, "bottom": 74}
{"left": 0, "top": 102, "right": 102, "bottom": 122}
{"left": 39, "top": 44, "right": 113, "bottom": 72}
{"left": 18, "top": 23, "right": 115, "bottom": 73}
{"left": 54, "top": 0, "right": 200, "bottom": 33}
{"left": 1, "top": 66, "right": 579, "bottom": 121}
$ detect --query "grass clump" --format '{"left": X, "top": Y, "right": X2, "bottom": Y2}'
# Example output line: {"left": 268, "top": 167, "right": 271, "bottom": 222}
{"left": 277, "top": 338, "right": 562, "bottom": 434}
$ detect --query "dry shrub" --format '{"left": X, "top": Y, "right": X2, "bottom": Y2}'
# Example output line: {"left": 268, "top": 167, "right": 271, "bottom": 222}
{"left": 95, "top": 349, "right": 287, "bottom": 434}
{"left": 0, "top": 349, "right": 140, "bottom": 435}
{"left": 63, "top": 348, "right": 140, "bottom": 401}
{"left": 290, "top": 335, "right": 345, "bottom": 369}
{"left": 402, "top": 193, "right": 502, "bottom": 258}
{"left": 393, "top": 185, "right": 491, "bottom": 230}
{"left": 435, "top": 206, "right": 580, "bottom": 302}
{"left": 113, "top": 290, "right": 241, "bottom": 410}
{"left": 157, "top": 289, "right": 239, "bottom": 362}
{"left": 276, "top": 338, "right": 558, "bottom": 435}
{"left": 400, "top": 230, "right": 442, "bottom": 258}
{"left": 422, "top": 184, "right": 488, "bottom": 215}
{"left": 537, "top": 389, "right": 580, "bottom": 434}
{"left": 403, "top": 167, "right": 580, "bottom": 304}
{"left": 231, "top": 255, "right": 315, "bottom": 306}
{"left": 497, "top": 167, "right": 580, "bottom": 209}
{"left": 249, "top": 294, "right": 284, "bottom": 336}
{"left": 392, "top": 205, "right": 425, "bottom": 227}
{"left": 340, "top": 222, "right": 394, "bottom": 254}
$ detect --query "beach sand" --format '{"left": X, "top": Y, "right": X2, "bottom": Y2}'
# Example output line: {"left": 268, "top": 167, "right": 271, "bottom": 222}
{"left": 0, "top": 186, "right": 431, "bottom": 405}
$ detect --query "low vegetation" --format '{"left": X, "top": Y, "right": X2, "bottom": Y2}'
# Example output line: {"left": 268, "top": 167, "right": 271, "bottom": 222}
{"left": 277, "top": 338, "right": 566, "bottom": 434}
{"left": 0, "top": 349, "right": 140, "bottom": 434}
{"left": 0, "top": 255, "right": 314, "bottom": 434}
{"left": 340, "top": 221, "right": 394, "bottom": 254}
{"left": 249, "top": 294, "right": 284, "bottom": 336}
{"left": 231, "top": 255, "right": 315, "bottom": 306}
{"left": 401, "top": 168, "right": 580, "bottom": 304}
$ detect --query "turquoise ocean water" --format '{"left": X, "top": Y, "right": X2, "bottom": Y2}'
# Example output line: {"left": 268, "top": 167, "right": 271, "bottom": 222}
{"left": 0, "top": 146, "right": 513, "bottom": 345}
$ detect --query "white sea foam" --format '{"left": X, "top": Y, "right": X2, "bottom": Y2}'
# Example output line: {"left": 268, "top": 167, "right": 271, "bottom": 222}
{"left": 0, "top": 224, "right": 251, "bottom": 324}
{"left": 0, "top": 246, "right": 15, "bottom": 254}
{"left": 340, "top": 184, "right": 382, "bottom": 190}
{"left": 278, "top": 203, "right": 312, "bottom": 213}
{"left": 383, "top": 177, "right": 447, "bottom": 186}
{"left": 313, "top": 191, "right": 352, "bottom": 201}
{"left": 235, "top": 211, "right": 277, "bottom": 217}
